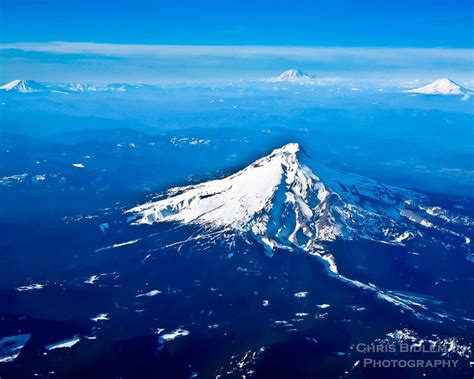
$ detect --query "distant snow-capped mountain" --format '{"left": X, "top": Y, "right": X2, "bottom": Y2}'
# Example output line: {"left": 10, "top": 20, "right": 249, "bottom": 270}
{"left": 266, "top": 69, "right": 315, "bottom": 83}
{"left": 0, "top": 79, "right": 144, "bottom": 94}
{"left": 406, "top": 78, "right": 472, "bottom": 96}
{"left": 0, "top": 79, "right": 47, "bottom": 93}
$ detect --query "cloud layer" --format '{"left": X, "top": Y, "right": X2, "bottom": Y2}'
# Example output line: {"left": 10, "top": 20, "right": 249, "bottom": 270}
{"left": 1, "top": 42, "right": 473, "bottom": 84}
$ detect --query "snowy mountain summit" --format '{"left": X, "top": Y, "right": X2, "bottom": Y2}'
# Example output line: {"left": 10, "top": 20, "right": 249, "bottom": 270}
{"left": 266, "top": 69, "right": 315, "bottom": 83}
{"left": 0, "top": 79, "right": 46, "bottom": 93}
{"left": 0, "top": 79, "right": 137, "bottom": 94}
{"left": 128, "top": 143, "right": 470, "bottom": 256}
{"left": 406, "top": 78, "right": 472, "bottom": 96}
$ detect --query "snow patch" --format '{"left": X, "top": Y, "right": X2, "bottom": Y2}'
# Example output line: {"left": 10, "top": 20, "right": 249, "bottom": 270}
{"left": 294, "top": 291, "right": 309, "bottom": 298}
{"left": 16, "top": 283, "right": 44, "bottom": 291}
{"left": 91, "top": 313, "right": 109, "bottom": 322}
{"left": 316, "top": 304, "right": 331, "bottom": 309}
{"left": 136, "top": 290, "right": 161, "bottom": 297}
{"left": 0, "top": 334, "right": 31, "bottom": 363}
{"left": 159, "top": 328, "right": 190, "bottom": 343}
{"left": 46, "top": 336, "right": 80, "bottom": 351}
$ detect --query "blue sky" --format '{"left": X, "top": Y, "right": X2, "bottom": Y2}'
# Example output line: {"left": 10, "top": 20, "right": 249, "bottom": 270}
{"left": 1, "top": 0, "right": 473, "bottom": 47}
{"left": 0, "top": 0, "right": 473, "bottom": 83}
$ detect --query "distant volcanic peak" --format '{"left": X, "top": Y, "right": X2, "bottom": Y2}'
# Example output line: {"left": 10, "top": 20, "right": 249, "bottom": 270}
{"left": 267, "top": 69, "right": 315, "bottom": 83}
{"left": 0, "top": 80, "right": 133, "bottom": 94}
{"left": 0, "top": 79, "right": 45, "bottom": 93}
{"left": 406, "top": 78, "right": 471, "bottom": 96}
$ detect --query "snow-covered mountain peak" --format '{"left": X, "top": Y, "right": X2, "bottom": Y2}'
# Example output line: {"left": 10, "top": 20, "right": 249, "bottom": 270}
{"left": 280, "top": 69, "right": 307, "bottom": 78}
{"left": 273, "top": 142, "right": 300, "bottom": 154}
{"left": 128, "top": 143, "right": 471, "bottom": 259}
{"left": 0, "top": 80, "right": 142, "bottom": 94}
{"left": 260, "top": 142, "right": 300, "bottom": 163}
{"left": 0, "top": 79, "right": 45, "bottom": 93}
{"left": 128, "top": 143, "right": 327, "bottom": 239}
{"left": 266, "top": 69, "right": 314, "bottom": 83}
{"left": 406, "top": 78, "right": 471, "bottom": 96}
{"left": 127, "top": 143, "right": 472, "bottom": 318}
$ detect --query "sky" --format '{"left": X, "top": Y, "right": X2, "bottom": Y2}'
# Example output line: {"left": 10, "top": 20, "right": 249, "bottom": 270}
{"left": 0, "top": 0, "right": 473, "bottom": 83}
